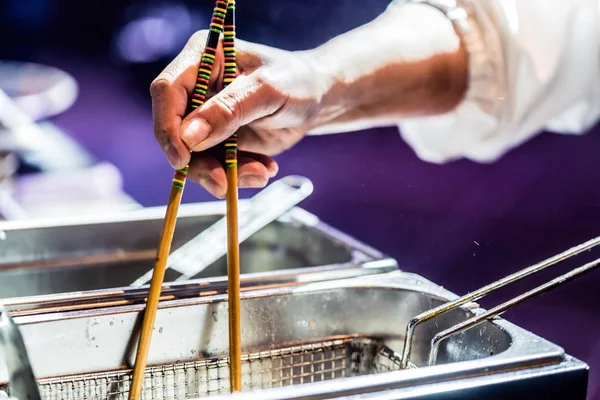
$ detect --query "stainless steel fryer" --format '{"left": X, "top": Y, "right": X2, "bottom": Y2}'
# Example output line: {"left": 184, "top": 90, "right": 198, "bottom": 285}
{"left": 0, "top": 201, "right": 397, "bottom": 300}
{"left": 1, "top": 199, "right": 598, "bottom": 399}
{"left": 0, "top": 269, "right": 590, "bottom": 399}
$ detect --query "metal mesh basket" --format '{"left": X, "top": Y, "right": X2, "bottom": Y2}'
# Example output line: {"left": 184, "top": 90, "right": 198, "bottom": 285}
{"left": 33, "top": 338, "right": 405, "bottom": 400}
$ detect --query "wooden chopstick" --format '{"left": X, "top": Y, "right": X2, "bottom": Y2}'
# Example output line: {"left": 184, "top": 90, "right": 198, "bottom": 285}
{"left": 222, "top": 0, "right": 242, "bottom": 391}
{"left": 128, "top": 0, "right": 242, "bottom": 397}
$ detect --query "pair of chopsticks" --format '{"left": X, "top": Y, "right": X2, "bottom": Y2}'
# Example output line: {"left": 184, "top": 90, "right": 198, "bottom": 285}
{"left": 127, "top": 1, "right": 242, "bottom": 399}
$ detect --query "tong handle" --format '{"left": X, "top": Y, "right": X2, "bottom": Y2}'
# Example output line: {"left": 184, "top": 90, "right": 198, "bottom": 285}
{"left": 401, "top": 236, "right": 600, "bottom": 368}
{"left": 427, "top": 255, "right": 600, "bottom": 365}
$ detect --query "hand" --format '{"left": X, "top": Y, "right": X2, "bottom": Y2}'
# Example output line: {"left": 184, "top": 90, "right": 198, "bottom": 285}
{"left": 150, "top": 30, "right": 337, "bottom": 198}
{"left": 150, "top": 4, "right": 467, "bottom": 198}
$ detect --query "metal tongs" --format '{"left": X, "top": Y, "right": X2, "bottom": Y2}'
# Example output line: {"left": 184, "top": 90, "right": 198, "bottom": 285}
{"left": 0, "top": 307, "right": 40, "bottom": 400}
{"left": 131, "top": 175, "right": 314, "bottom": 286}
{"left": 400, "top": 236, "right": 600, "bottom": 368}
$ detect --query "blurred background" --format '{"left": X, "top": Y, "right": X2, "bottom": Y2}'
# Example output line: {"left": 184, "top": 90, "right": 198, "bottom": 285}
{"left": 1, "top": 0, "right": 600, "bottom": 398}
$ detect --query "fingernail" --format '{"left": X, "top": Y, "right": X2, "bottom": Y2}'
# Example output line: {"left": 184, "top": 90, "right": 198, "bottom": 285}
{"left": 164, "top": 144, "right": 181, "bottom": 167}
{"left": 199, "top": 177, "right": 226, "bottom": 198}
{"left": 181, "top": 118, "right": 213, "bottom": 147}
{"left": 239, "top": 175, "right": 268, "bottom": 188}
{"left": 268, "top": 164, "right": 279, "bottom": 177}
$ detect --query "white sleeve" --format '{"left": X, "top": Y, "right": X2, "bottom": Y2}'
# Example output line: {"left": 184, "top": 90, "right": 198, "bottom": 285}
{"left": 390, "top": 0, "right": 600, "bottom": 164}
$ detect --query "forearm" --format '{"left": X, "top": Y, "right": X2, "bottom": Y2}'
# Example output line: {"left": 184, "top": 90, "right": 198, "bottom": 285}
{"left": 304, "top": 2, "right": 468, "bottom": 134}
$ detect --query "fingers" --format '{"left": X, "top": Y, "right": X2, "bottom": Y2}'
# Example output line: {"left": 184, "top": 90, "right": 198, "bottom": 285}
{"left": 236, "top": 126, "right": 269, "bottom": 154}
{"left": 187, "top": 151, "right": 278, "bottom": 198}
{"left": 151, "top": 30, "right": 223, "bottom": 169}
{"left": 187, "top": 152, "right": 227, "bottom": 197}
{"left": 237, "top": 152, "right": 279, "bottom": 187}
{"left": 179, "top": 72, "right": 287, "bottom": 153}
{"left": 150, "top": 80, "right": 190, "bottom": 169}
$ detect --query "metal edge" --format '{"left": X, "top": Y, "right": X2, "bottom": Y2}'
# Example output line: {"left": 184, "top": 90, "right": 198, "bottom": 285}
{"left": 360, "top": 356, "right": 588, "bottom": 399}
{"left": 280, "top": 207, "right": 393, "bottom": 263}
{"left": 2, "top": 261, "right": 398, "bottom": 316}
{"left": 202, "top": 354, "right": 584, "bottom": 400}
{"left": 0, "top": 206, "right": 398, "bottom": 313}
{"left": 0, "top": 201, "right": 393, "bottom": 271}
{"left": 0, "top": 271, "right": 571, "bottom": 392}
{"left": 11, "top": 271, "right": 567, "bottom": 369}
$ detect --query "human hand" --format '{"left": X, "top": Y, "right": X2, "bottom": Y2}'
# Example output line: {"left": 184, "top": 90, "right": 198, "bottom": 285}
{"left": 150, "top": 30, "right": 338, "bottom": 198}
{"left": 151, "top": 3, "right": 467, "bottom": 199}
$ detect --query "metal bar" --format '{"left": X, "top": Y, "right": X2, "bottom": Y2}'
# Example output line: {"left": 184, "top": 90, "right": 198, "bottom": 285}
{"left": 428, "top": 256, "right": 600, "bottom": 365}
{"left": 0, "top": 306, "right": 41, "bottom": 400}
{"left": 400, "top": 236, "right": 600, "bottom": 368}
{"left": 3, "top": 261, "right": 397, "bottom": 317}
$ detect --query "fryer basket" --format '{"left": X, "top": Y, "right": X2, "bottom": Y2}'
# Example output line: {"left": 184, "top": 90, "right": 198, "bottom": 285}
{"left": 32, "top": 338, "right": 403, "bottom": 400}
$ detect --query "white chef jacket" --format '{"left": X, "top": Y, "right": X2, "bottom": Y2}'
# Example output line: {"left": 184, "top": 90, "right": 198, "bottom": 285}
{"left": 391, "top": 0, "right": 600, "bottom": 164}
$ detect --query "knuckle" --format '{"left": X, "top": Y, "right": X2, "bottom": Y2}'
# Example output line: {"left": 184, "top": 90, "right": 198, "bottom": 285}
{"left": 253, "top": 72, "right": 276, "bottom": 92}
{"left": 253, "top": 71, "right": 269, "bottom": 86}
{"left": 251, "top": 72, "right": 286, "bottom": 111}
{"left": 212, "top": 92, "right": 241, "bottom": 121}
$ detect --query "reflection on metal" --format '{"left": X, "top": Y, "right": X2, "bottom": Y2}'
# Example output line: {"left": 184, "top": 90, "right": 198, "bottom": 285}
{"left": 131, "top": 176, "right": 315, "bottom": 286}
{"left": 0, "top": 201, "right": 396, "bottom": 301}
{"left": 0, "top": 307, "right": 41, "bottom": 400}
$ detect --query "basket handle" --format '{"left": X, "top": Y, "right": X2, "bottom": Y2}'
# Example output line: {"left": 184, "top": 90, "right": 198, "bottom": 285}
{"left": 400, "top": 236, "right": 600, "bottom": 368}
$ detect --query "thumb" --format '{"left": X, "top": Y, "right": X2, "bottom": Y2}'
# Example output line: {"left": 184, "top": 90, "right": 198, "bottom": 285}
{"left": 180, "top": 73, "right": 284, "bottom": 152}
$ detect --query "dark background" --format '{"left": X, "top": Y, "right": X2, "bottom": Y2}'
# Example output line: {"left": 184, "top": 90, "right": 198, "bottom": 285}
{"left": 2, "top": 0, "right": 600, "bottom": 398}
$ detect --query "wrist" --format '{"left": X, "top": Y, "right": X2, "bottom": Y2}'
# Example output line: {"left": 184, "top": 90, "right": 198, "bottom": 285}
{"left": 298, "top": 46, "right": 353, "bottom": 129}
{"left": 303, "top": 2, "right": 468, "bottom": 128}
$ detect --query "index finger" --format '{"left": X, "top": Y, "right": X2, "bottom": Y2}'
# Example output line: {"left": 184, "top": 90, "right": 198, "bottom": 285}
{"left": 150, "top": 30, "right": 220, "bottom": 169}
